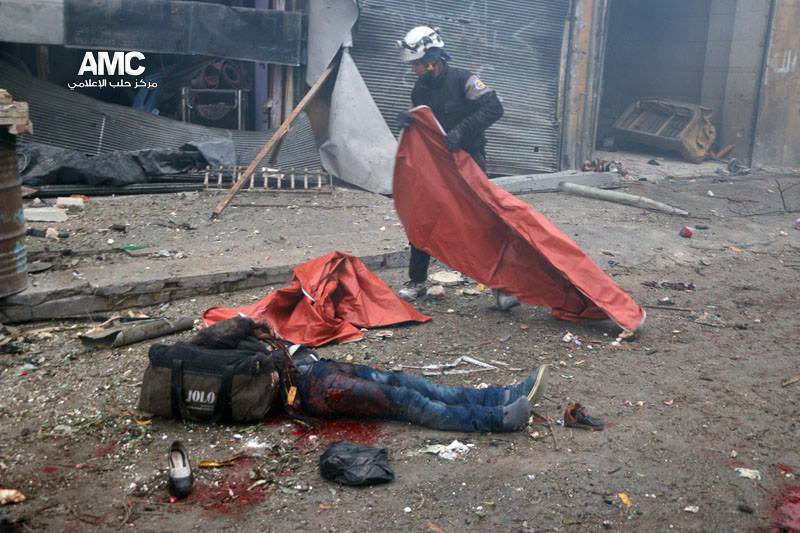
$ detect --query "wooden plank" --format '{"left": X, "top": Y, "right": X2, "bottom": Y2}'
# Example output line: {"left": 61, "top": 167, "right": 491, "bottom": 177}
{"left": 210, "top": 61, "right": 335, "bottom": 220}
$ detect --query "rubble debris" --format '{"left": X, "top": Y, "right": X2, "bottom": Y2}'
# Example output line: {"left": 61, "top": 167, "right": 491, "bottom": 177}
{"left": 735, "top": 468, "right": 762, "bottom": 481}
{"left": 319, "top": 441, "right": 394, "bottom": 486}
{"left": 55, "top": 196, "right": 85, "bottom": 210}
{"left": 23, "top": 206, "right": 68, "bottom": 222}
{"left": 429, "top": 271, "right": 462, "bottom": 286}
{"left": 558, "top": 182, "right": 689, "bottom": 216}
{"left": 0, "top": 489, "right": 25, "bottom": 505}
{"left": 426, "top": 285, "right": 446, "bottom": 299}
{"left": 642, "top": 281, "right": 695, "bottom": 291}
{"left": 26, "top": 227, "right": 68, "bottom": 239}
{"left": 399, "top": 356, "right": 498, "bottom": 376}
{"left": 781, "top": 374, "right": 800, "bottom": 388}
{"left": 612, "top": 99, "right": 716, "bottom": 163}
{"left": 727, "top": 159, "right": 751, "bottom": 176}
{"left": 80, "top": 316, "right": 194, "bottom": 349}
{"left": 493, "top": 170, "right": 621, "bottom": 195}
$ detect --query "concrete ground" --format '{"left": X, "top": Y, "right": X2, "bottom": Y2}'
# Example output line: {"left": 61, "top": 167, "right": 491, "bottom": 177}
{"left": 1, "top": 171, "right": 799, "bottom": 531}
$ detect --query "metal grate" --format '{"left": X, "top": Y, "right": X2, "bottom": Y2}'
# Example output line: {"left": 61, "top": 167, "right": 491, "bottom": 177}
{"left": 350, "top": 0, "right": 569, "bottom": 175}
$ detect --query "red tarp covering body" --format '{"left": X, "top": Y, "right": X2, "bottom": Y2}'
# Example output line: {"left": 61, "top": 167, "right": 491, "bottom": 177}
{"left": 203, "top": 252, "right": 431, "bottom": 347}
{"left": 393, "top": 106, "right": 645, "bottom": 331}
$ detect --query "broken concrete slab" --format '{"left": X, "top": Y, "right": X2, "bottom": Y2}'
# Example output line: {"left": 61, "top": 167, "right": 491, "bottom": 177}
{"left": 0, "top": 249, "right": 410, "bottom": 323}
{"left": 493, "top": 171, "right": 620, "bottom": 195}
{"left": 23, "top": 207, "right": 68, "bottom": 222}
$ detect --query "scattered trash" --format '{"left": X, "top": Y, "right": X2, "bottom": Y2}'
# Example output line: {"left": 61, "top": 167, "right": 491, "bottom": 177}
{"left": 561, "top": 332, "right": 582, "bottom": 347}
{"left": 399, "top": 355, "right": 497, "bottom": 376}
{"left": 662, "top": 399, "right": 674, "bottom": 406}
{"left": 737, "top": 503, "right": 754, "bottom": 514}
{"left": 647, "top": 159, "right": 660, "bottom": 166}
{"left": 80, "top": 316, "right": 194, "bottom": 349}
{"left": 564, "top": 403, "right": 605, "bottom": 431}
{"left": 23, "top": 207, "right": 68, "bottom": 222}
{"left": 403, "top": 507, "right": 412, "bottom": 513}
{"left": 26, "top": 227, "right": 68, "bottom": 239}
{"left": 706, "top": 190, "right": 715, "bottom": 198}
{"left": 782, "top": 373, "right": 800, "bottom": 388}
{"left": 730, "top": 450, "right": 738, "bottom": 458}
{"left": 429, "top": 271, "right": 463, "bottom": 286}
{"left": 618, "top": 492, "right": 631, "bottom": 507}
{"left": 529, "top": 431, "right": 541, "bottom": 440}
{"left": 642, "top": 281, "right": 695, "bottom": 291}
{"left": 374, "top": 330, "right": 394, "bottom": 339}
{"left": 680, "top": 227, "right": 693, "bottom": 238}
{"left": 110, "top": 223, "right": 128, "bottom": 232}
{"left": 319, "top": 441, "right": 394, "bottom": 486}
{"left": 727, "top": 158, "right": 751, "bottom": 176}
{"left": 0, "top": 489, "right": 25, "bottom": 505}
{"left": 735, "top": 468, "right": 762, "bottom": 481}
{"left": 421, "top": 440, "right": 472, "bottom": 461}
{"left": 794, "top": 218, "right": 800, "bottom": 231}
{"left": 121, "top": 245, "right": 153, "bottom": 257}
{"left": 684, "top": 505, "right": 699, "bottom": 513}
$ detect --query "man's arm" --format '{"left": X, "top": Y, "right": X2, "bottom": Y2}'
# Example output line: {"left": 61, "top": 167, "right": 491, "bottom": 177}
{"left": 446, "top": 75, "right": 504, "bottom": 151}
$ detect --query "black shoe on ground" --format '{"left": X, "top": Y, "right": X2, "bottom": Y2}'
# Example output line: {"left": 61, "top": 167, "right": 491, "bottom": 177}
{"left": 168, "top": 440, "right": 194, "bottom": 499}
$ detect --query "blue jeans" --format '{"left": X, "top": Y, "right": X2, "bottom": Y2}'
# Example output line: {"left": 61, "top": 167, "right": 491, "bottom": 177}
{"left": 297, "top": 360, "right": 512, "bottom": 432}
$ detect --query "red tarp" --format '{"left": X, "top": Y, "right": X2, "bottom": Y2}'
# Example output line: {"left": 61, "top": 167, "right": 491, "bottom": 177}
{"left": 202, "top": 251, "right": 431, "bottom": 347}
{"left": 393, "top": 106, "right": 645, "bottom": 331}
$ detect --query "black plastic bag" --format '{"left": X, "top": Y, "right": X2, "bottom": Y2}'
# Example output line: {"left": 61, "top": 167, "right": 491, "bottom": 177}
{"left": 319, "top": 441, "right": 394, "bottom": 486}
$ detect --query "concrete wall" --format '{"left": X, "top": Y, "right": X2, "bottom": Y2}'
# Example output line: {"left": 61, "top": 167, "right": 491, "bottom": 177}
{"left": 752, "top": 0, "right": 800, "bottom": 170}
{"left": 0, "top": 0, "right": 64, "bottom": 45}
{"left": 701, "top": 0, "right": 771, "bottom": 162}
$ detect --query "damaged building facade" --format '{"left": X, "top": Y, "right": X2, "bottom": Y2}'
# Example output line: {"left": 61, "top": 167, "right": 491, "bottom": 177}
{"left": 0, "top": 0, "right": 798, "bottom": 195}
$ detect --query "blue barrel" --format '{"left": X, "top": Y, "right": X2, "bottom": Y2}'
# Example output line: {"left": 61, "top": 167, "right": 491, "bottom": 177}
{"left": 0, "top": 130, "right": 27, "bottom": 298}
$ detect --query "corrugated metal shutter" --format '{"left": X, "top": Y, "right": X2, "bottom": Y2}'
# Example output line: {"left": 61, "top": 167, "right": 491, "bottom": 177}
{"left": 350, "top": 0, "right": 568, "bottom": 175}
{"left": 0, "top": 61, "right": 321, "bottom": 169}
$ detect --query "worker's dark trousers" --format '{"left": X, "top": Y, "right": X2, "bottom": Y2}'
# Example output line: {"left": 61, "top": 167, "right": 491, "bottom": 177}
{"left": 408, "top": 150, "right": 487, "bottom": 283}
{"left": 297, "top": 360, "right": 513, "bottom": 432}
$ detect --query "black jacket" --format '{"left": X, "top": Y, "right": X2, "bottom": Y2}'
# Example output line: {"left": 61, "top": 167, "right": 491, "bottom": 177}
{"left": 411, "top": 64, "right": 504, "bottom": 156}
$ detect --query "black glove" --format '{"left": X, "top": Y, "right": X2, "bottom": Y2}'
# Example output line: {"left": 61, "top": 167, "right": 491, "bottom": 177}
{"left": 444, "top": 129, "right": 463, "bottom": 152}
{"left": 396, "top": 111, "right": 414, "bottom": 129}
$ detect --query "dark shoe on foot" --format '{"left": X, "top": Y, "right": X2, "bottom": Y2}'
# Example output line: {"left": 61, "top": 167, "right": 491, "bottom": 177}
{"left": 504, "top": 364, "right": 549, "bottom": 405}
{"left": 168, "top": 440, "right": 194, "bottom": 499}
{"left": 564, "top": 403, "right": 604, "bottom": 431}
{"left": 501, "top": 396, "right": 531, "bottom": 431}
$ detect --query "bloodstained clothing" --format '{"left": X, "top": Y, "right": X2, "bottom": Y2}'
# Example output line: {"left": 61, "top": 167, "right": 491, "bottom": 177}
{"left": 296, "top": 359, "right": 513, "bottom": 433}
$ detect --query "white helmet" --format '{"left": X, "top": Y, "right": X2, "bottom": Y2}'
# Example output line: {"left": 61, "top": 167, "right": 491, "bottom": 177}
{"left": 396, "top": 26, "right": 445, "bottom": 63}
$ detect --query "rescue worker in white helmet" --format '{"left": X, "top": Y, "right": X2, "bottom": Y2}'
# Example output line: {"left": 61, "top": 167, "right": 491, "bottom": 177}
{"left": 395, "top": 26, "right": 518, "bottom": 311}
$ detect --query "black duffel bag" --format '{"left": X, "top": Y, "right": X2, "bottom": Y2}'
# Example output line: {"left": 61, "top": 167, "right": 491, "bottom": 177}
{"left": 138, "top": 342, "right": 280, "bottom": 423}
